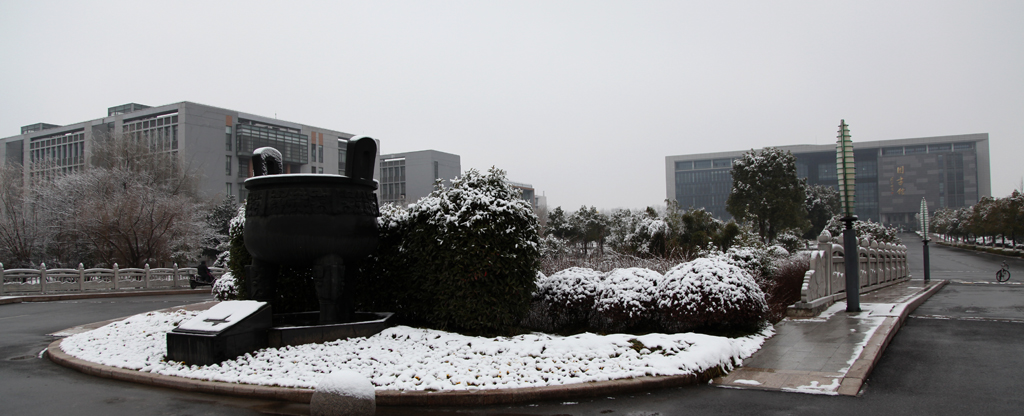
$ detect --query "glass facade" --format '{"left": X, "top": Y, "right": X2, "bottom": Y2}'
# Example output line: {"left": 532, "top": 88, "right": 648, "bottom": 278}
{"left": 337, "top": 139, "right": 347, "bottom": 175}
{"left": 124, "top": 112, "right": 178, "bottom": 153}
{"left": 674, "top": 159, "right": 733, "bottom": 219}
{"left": 28, "top": 129, "right": 86, "bottom": 180}
{"left": 235, "top": 119, "right": 307, "bottom": 165}
{"left": 380, "top": 158, "right": 407, "bottom": 205}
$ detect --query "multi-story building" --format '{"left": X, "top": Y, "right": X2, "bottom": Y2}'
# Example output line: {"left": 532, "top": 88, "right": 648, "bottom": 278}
{"left": 665, "top": 133, "right": 991, "bottom": 229}
{"left": 1, "top": 102, "right": 367, "bottom": 203}
{"left": 378, "top": 150, "right": 461, "bottom": 207}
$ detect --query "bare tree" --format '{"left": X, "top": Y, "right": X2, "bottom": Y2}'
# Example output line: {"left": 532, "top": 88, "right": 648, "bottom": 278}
{"left": 23, "top": 131, "right": 213, "bottom": 267}
{"left": 0, "top": 163, "right": 41, "bottom": 266}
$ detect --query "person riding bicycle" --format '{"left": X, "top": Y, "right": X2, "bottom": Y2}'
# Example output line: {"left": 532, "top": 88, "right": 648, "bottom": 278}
{"left": 197, "top": 261, "right": 215, "bottom": 284}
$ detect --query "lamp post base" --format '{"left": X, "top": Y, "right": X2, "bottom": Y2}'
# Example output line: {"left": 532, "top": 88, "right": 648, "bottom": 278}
{"left": 843, "top": 216, "right": 861, "bottom": 312}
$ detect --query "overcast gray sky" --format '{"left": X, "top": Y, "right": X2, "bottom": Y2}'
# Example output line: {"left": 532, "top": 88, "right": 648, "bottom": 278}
{"left": 2, "top": 0, "right": 1021, "bottom": 210}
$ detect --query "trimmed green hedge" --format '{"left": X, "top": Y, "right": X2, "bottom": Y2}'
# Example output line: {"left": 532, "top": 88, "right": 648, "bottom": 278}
{"left": 359, "top": 167, "right": 541, "bottom": 334}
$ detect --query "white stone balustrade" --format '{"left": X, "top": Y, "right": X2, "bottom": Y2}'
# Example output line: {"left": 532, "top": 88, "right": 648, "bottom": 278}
{"left": 0, "top": 263, "right": 226, "bottom": 295}
{"left": 789, "top": 230, "right": 910, "bottom": 317}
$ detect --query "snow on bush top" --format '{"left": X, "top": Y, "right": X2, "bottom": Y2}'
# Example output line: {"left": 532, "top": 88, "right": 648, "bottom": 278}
{"left": 594, "top": 267, "right": 662, "bottom": 315}
{"left": 660, "top": 258, "right": 767, "bottom": 314}
{"left": 377, "top": 202, "right": 410, "bottom": 231}
{"left": 410, "top": 168, "right": 537, "bottom": 241}
{"left": 535, "top": 267, "right": 604, "bottom": 305}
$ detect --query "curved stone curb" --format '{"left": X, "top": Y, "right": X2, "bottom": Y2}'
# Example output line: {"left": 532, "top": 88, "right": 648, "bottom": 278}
{"left": 47, "top": 337, "right": 710, "bottom": 406}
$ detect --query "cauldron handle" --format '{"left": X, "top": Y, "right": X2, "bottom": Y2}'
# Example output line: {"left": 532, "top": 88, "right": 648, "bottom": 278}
{"left": 345, "top": 137, "right": 377, "bottom": 181}
{"left": 252, "top": 147, "right": 284, "bottom": 176}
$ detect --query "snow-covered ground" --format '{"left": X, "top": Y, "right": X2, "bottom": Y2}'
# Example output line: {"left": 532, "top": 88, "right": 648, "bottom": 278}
{"left": 60, "top": 309, "right": 772, "bottom": 391}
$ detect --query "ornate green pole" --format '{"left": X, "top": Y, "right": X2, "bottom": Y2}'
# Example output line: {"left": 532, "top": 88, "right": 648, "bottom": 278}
{"left": 837, "top": 119, "right": 860, "bottom": 312}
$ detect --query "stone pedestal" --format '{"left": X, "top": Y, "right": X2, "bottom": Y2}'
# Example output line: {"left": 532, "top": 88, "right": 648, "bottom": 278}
{"left": 166, "top": 301, "right": 271, "bottom": 366}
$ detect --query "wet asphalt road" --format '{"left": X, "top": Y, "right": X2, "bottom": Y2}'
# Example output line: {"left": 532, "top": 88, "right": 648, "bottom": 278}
{"left": 0, "top": 294, "right": 296, "bottom": 415}
{"left": 2, "top": 235, "right": 1022, "bottom": 415}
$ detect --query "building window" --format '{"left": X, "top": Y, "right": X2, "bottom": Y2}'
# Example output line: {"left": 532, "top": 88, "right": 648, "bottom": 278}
{"left": 675, "top": 161, "right": 692, "bottom": 171}
{"left": 318, "top": 167, "right": 323, "bottom": 174}
{"left": 235, "top": 119, "right": 307, "bottom": 164}
{"left": 226, "top": 182, "right": 233, "bottom": 196}
{"left": 338, "top": 140, "right": 347, "bottom": 175}
{"left": 226, "top": 156, "right": 232, "bottom": 176}
{"left": 904, "top": 145, "right": 926, "bottom": 155}
{"left": 238, "top": 157, "right": 251, "bottom": 178}
{"left": 27, "top": 129, "right": 87, "bottom": 181}
{"left": 882, "top": 147, "right": 903, "bottom": 156}
{"left": 712, "top": 159, "right": 731, "bottom": 168}
{"left": 694, "top": 160, "right": 712, "bottom": 169}
{"left": 226, "top": 126, "right": 232, "bottom": 151}
{"left": 318, "top": 145, "right": 324, "bottom": 163}
{"left": 380, "top": 157, "right": 407, "bottom": 205}
{"left": 928, "top": 143, "right": 951, "bottom": 153}
{"left": 818, "top": 164, "right": 837, "bottom": 180}
{"left": 856, "top": 160, "right": 877, "bottom": 178}
{"left": 953, "top": 142, "right": 974, "bottom": 151}
{"left": 311, "top": 166, "right": 317, "bottom": 174}
{"left": 434, "top": 161, "right": 439, "bottom": 180}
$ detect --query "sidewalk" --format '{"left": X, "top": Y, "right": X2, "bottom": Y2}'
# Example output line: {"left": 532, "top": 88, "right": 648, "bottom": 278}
{"left": 713, "top": 279, "right": 946, "bottom": 396}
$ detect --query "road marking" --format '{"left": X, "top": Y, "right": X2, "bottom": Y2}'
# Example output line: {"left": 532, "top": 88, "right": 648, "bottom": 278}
{"left": 911, "top": 314, "right": 1024, "bottom": 324}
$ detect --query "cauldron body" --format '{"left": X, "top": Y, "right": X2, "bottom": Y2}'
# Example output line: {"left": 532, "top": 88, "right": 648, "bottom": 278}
{"left": 243, "top": 174, "right": 379, "bottom": 263}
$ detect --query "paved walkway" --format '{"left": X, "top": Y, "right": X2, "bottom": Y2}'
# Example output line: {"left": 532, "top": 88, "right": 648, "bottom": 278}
{"left": 713, "top": 279, "right": 946, "bottom": 396}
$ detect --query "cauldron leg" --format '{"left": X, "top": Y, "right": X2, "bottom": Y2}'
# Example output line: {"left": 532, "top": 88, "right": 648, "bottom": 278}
{"left": 314, "top": 254, "right": 350, "bottom": 324}
{"left": 246, "top": 258, "right": 278, "bottom": 303}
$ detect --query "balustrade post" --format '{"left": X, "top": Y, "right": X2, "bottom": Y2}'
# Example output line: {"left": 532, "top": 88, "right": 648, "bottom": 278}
{"left": 0, "top": 262, "right": 5, "bottom": 296}
{"left": 78, "top": 263, "right": 85, "bottom": 292}
{"left": 145, "top": 264, "right": 151, "bottom": 289}
{"left": 817, "top": 231, "right": 832, "bottom": 294}
{"left": 113, "top": 263, "right": 120, "bottom": 290}
{"left": 40, "top": 263, "right": 47, "bottom": 294}
{"left": 173, "top": 263, "right": 179, "bottom": 288}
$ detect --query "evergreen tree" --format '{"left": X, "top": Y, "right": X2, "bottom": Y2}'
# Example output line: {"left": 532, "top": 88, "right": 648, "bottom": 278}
{"left": 726, "top": 147, "right": 807, "bottom": 244}
{"left": 804, "top": 184, "right": 841, "bottom": 239}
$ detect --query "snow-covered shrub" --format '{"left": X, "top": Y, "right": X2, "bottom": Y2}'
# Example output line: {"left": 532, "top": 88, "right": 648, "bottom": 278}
{"left": 590, "top": 268, "right": 662, "bottom": 333}
{"left": 825, "top": 215, "right": 902, "bottom": 245}
{"left": 365, "top": 167, "right": 541, "bottom": 334}
{"left": 539, "top": 234, "right": 571, "bottom": 258}
{"left": 212, "top": 272, "right": 237, "bottom": 301}
{"left": 772, "top": 230, "right": 804, "bottom": 253}
{"left": 608, "top": 209, "right": 672, "bottom": 258}
{"left": 656, "top": 258, "right": 767, "bottom": 333}
{"left": 529, "top": 267, "right": 604, "bottom": 332}
{"left": 764, "top": 253, "right": 809, "bottom": 322}
{"left": 706, "top": 246, "right": 777, "bottom": 282}
{"left": 226, "top": 202, "right": 250, "bottom": 299}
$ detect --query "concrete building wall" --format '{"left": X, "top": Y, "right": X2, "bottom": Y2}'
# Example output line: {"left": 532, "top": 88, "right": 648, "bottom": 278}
{"left": 378, "top": 150, "right": 461, "bottom": 207}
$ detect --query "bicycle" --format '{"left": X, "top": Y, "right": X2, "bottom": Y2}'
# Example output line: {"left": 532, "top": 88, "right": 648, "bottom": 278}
{"left": 996, "top": 261, "right": 1011, "bottom": 282}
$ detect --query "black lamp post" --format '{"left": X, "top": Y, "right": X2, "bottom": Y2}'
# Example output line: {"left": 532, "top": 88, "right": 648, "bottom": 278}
{"left": 920, "top": 197, "right": 931, "bottom": 283}
{"left": 837, "top": 120, "right": 860, "bottom": 312}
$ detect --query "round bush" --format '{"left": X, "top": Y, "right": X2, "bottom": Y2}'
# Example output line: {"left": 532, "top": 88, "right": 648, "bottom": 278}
{"left": 591, "top": 267, "right": 662, "bottom": 333}
{"left": 532, "top": 267, "right": 604, "bottom": 331}
{"left": 657, "top": 258, "right": 767, "bottom": 333}
{"left": 367, "top": 167, "right": 541, "bottom": 334}
{"left": 212, "top": 272, "right": 237, "bottom": 301}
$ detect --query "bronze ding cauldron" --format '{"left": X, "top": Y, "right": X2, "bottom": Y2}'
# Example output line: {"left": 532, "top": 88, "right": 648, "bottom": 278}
{"left": 243, "top": 137, "right": 379, "bottom": 324}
